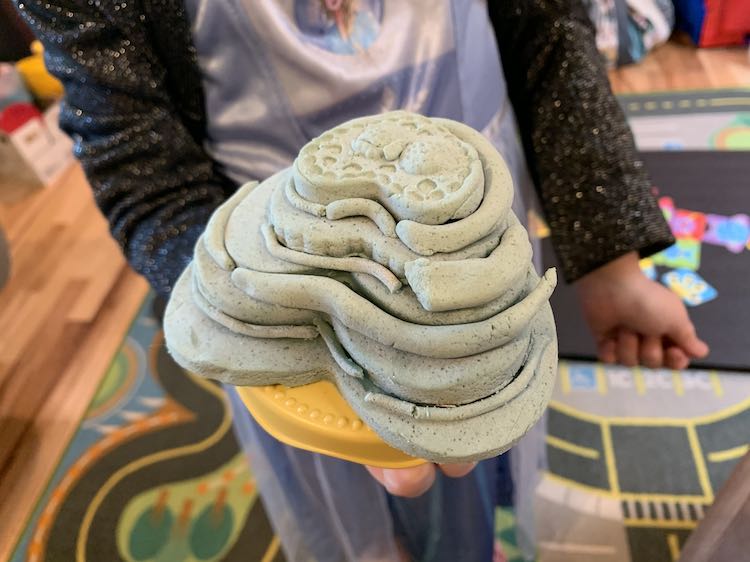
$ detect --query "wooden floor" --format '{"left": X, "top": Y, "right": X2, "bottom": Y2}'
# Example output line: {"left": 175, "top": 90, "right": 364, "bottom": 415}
{"left": 0, "top": 166, "right": 148, "bottom": 559}
{"left": 0, "top": 42, "right": 747, "bottom": 561}
{"left": 608, "top": 41, "right": 750, "bottom": 93}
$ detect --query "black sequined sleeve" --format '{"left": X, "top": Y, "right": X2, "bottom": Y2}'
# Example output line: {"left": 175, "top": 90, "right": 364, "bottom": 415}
{"left": 489, "top": 0, "right": 674, "bottom": 282}
{"left": 15, "top": 0, "right": 235, "bottom": 297}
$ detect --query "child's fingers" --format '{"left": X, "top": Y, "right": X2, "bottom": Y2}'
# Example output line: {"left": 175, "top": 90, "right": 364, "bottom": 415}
{"left": 597, "top": 337, "right": 617, "bottom": 364}
{"left": 365, "top": 465, "right": 386, "bottom": 484}
{"left": 616, "top": 329, "right": 639, "bottom": 367}
{"left": 639, "top": 336, "right": 664, "bottom": 368}
{"left": 366, "top": 464, "right": 436, "bottom": 498}
{"left": 438, "top": 462, "right": 477, "bottom": 479}
{"left": 665, "top": 346, "right": 690, "bottom": 370}
{"left": 666, "top": 320, "right": 709, "bottom": 359}
{"left": 383, "top": 464, "right": 435, "bottom": 497}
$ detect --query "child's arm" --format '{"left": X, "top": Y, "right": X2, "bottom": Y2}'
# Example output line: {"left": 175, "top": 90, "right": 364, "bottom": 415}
{"left": 15, "top": 0, "right": 236, "bottom": 298}
{"left": 489, "top": 0, "right": 673, "bottom": 283}
{"left": 372, "top": 2, "right": 707, "bottom": 498}
{"left": 489, "top": 0, "right": 707, "bottom": 368}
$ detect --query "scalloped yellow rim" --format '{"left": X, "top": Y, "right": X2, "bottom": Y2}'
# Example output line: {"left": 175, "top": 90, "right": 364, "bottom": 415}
{"left": 236, "top": 380, "right": 426, "bottom": 469}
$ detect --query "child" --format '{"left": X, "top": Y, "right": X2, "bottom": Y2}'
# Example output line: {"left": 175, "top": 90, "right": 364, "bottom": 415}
{"left": 17, "top": 0, "right": 708, "bottom": 559}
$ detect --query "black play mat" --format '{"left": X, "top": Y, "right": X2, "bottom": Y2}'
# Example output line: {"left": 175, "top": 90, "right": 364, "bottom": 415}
{"left": 545, "top": 150, "right": 750, "bottom": 371}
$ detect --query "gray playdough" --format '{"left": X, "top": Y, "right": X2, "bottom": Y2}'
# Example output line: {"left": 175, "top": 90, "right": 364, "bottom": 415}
{"left": 164, "top": 111, "right": 558, "bottom": 463}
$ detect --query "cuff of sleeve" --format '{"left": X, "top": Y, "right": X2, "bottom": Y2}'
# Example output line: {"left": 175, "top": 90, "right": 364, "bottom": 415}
{"left": 549, "top": 198, "right": 675, "bottom": 284}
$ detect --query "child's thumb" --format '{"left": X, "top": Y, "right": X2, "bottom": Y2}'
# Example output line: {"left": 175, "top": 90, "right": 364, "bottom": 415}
{"left": 668, "top": 322, "right": 709, "bottom": 359}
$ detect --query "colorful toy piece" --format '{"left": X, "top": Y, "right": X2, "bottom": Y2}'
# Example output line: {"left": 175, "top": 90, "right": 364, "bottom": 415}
{"left": 652, "top": 239, "right": 701, "bottom": 270}
{"left": 670, "top": 208, "right": 707, "bottom": 240}
{"left": 673, "top": 0, "right": 750, "bottom": 48}
{"left": 14, "top": 41, "right": 64, "bottom": 103}
{"left": 527, "top": 209, "right": 550, "bottom": 240}
{"left": 703, "top": 214, "right": 750, "bottom": 253}
{"left": 661, "top": 269, "right": 718, "bottom": 307}
{"left": 658, "top": 196, "right": 674, "bottom": 222}
{"left": 639, "top": 257, "right": 657, "bottom": 280}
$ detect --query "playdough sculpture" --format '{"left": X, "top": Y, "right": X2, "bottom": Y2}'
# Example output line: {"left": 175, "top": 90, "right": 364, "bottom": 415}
{"left": 165, "top": 111, "right": 558, "bottom": 463}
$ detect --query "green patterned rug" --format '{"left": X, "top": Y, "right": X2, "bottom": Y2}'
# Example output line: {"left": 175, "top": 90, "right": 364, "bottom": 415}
{"left": 6, "top": 294, "right": 524, "bottom": 562}
{"left": 11, "top": 295, "right": 282, "bottom": 562}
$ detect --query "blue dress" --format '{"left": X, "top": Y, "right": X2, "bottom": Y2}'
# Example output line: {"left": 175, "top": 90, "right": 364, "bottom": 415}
{"left": 225, "top": 385, "right": 522, "bottom": 561}
{"left": 182, "top": 1, "right": 545, "bottom": 559}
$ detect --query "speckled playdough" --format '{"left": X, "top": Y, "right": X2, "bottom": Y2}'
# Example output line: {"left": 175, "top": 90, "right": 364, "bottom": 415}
{"left": 164, "top": 112, "right": 558, "bottom": 462}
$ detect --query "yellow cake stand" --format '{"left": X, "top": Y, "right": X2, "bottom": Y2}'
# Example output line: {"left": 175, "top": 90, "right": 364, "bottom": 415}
{"left": 236, "top": 380, "right": 425, "bottom": 469}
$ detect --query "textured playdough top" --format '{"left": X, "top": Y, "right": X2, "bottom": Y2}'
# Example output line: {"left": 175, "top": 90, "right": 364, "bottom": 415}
{"left": 164, "top": 111, "right": 558, "bottom": 463}
{"left": 295, "top": 113, "right": 485, "bottom": 225}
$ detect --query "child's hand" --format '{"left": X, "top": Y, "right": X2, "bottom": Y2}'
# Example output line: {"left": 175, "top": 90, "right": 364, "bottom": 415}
{"left": 363, "top": 252, "right": 710, "bottom": 496}
{"left": 365, "top": 462, "right": 476, "bottom": 497}
{"left": 575, "top": 252, "right": 709, "bottom": 369}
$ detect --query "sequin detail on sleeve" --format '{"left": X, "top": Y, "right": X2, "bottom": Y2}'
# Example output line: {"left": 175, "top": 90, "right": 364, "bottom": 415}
{"left": 490, "top": 0, "right": 674, "bottom": 282}
{"left": 14, "top": 0, "right": 235, "bottom": 297}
